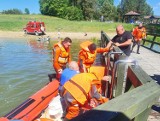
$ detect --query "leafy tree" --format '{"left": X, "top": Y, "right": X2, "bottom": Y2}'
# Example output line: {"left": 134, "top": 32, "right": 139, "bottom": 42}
{"left": 38, "top": 0, "right": 117, "bottom": 21}
{"left": 100, "top": 0, "right": 117, "bottom": 21}
{"left": 24, "top": 8, "right": 30, "bottom": 14}
{"left": 80, "top": 0, "right": 97, "bottom": 20}
{"left": 39, "top": 0, "right": 69, "bottom": 16}
{"left": 117, "top": 0, "right": 153, "bottom": 21}
{"left": 63, "top": 6, "right": 83, "bottom": 20}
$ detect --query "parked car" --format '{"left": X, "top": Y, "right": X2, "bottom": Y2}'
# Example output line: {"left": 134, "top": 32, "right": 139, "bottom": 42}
{"left": 23, "top": 21, "right": 45, "bottom": 36}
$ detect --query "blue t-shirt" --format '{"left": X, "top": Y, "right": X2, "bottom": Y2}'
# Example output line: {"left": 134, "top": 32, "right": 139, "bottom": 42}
{"left": 60, "top": 68, "right": 78, "bottom": 86}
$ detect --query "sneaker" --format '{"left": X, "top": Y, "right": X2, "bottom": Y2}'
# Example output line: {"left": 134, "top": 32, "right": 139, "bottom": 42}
{"left": 137, "top": 52, "right": 140, "bottom": 54}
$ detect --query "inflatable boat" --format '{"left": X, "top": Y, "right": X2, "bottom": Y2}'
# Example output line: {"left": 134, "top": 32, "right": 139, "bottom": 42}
{"left": 0, "top": 79, "right": 59, "bottom": 121}
{"left": 0, "top": 66, "right": 108, "bottom": 121}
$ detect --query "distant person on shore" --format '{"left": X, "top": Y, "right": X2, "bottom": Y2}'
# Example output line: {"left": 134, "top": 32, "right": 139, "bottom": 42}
{"left": 52, "top": 37, "right": 72, "bottom": 79}
{"left": 106, "top": 25, "right": 132, "bottom": 56}
{"left": 131, "top": 23, "right": 146, "bottom": 54}
{"left": 40, "top": 24, "right": 45, "bottom": 35}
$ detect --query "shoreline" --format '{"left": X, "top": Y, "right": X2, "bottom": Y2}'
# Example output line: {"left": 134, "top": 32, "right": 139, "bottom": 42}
{"left": 0, "top": 31, "right": 115, "bottom": 40}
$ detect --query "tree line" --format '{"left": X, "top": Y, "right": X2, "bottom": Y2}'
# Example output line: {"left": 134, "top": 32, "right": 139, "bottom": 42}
{"left": 39, "top": 0, "right": 153, "bottom": 21}
{"left": 1, "top": 0, "right": 153, "bottom": 22}
{"left": 1, "top": 8, "right": 30, "bottom": 15}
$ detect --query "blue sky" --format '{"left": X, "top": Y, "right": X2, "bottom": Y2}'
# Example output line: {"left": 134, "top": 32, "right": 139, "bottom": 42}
{"left": 0, "top": 0, "right": 40, "bottom": 14}
{"left": 0, "top": 0, "right": 159, "bottom": 15}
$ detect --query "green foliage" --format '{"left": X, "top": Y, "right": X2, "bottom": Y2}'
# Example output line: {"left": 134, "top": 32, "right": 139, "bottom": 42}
{"left": 1, "top": 9, "right": 23, "bottom": 14}
{"left": 81, "top": 0, "right": 97, "bottom": 20}
{"left": 63, "top": 6, "right": 83, "bottom": 20}
{"left": 24, "top": 8, "right": 30, "bottom": 14}
{"left": 39, "top": 0, "right": 116, "bottom": 21}
{"left": 39, "top": 0, "right": 69, "bottom": 16}
{"left": 101, "top": 0, "right": 117, "bottom": 21}
{"left": 117, "top": 0, "right": 153, "bottom": 21}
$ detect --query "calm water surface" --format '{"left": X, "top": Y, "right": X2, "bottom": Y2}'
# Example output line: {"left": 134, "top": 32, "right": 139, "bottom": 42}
{"left": 0, "top": 38, "right": 80, "bottom": 116}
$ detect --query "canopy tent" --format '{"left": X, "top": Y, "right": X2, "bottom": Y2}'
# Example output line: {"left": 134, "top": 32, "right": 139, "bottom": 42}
{"left": 123, "top": 11, "right": 140, "bottom": 23}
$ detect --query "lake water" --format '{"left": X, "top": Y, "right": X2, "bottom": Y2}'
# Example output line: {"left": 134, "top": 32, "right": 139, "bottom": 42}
{"left": 0, "top": 38, "right": 81, "bottom": 116}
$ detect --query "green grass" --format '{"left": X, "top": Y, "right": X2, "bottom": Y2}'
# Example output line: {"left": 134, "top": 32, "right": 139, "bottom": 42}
{"left": 0, "top": 14, "right": 134, "bottom": 32}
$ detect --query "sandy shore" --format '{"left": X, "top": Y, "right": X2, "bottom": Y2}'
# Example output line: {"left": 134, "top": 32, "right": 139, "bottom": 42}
{"left": 0, "top": 31, "right": 116, "bottom": 40}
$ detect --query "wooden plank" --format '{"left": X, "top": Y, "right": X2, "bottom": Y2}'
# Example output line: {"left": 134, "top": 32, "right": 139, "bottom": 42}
{"left": 127, "top": 66, "right": 154, "bottom": 86}
{"left": 71, "top": 81, "right": 160, "bottom": 121}
{"left": 115, "top": 62, "right": 126, "bottom": 97}
{"left": 134, "top": 108, "right": 151, "bottom": 121}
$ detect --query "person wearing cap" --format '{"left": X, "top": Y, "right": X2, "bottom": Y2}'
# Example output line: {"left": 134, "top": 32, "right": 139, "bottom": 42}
{"left": 131, "top": 23, "right": 146, "bottom": 54}
{"left": 52, "top": 37, "right": 72, "bottom": 79}
{"left": 78, "top": 41, "right": 109, "bottom": 72}
{"left": 60, "top": 73, "right": 109, "bottom": 120}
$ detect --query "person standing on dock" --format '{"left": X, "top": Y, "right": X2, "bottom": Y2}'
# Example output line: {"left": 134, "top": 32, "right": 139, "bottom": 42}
{"left": 52, "top": 37, "right": 72, "bottom": 79}
{"left": 131, "top": 23, "right": 146, "bottom": 54}
{"left": 106, "top": 25, "right": 132, "bottom": 56}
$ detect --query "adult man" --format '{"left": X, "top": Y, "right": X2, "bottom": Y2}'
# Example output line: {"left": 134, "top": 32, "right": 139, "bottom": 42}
{"left": 106, "top": 25, "right": 132, "bottom": 56}
{"left": 59, "top": 61, "right": 79, "bottom": 92}
{"left": 78, "top": 41, "right": 109, "bottom": 72}
{"left": 61, "top": 73, "right": 109, "bottom": 120}
{"left": 53, "top": 37, "right": 72, "bottom": 79}
{"left": 131, "top": 23, "right": 146, "bottom": 54}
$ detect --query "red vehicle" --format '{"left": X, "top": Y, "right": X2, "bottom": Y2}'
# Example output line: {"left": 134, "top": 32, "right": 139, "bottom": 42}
{"left": 23, "top": 21, "right": 45, "bottom": 36}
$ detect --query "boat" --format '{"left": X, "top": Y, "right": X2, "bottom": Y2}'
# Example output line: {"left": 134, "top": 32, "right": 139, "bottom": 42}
{"left": 0, "top": 65, "right": 108, "bottom": 121}
{"left": 0, "top": 79, "right": 59, "bottom": 121}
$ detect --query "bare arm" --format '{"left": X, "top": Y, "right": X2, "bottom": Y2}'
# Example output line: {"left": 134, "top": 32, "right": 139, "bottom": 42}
{"left": 106, "top": 40, "right": 113, "bottom": 49}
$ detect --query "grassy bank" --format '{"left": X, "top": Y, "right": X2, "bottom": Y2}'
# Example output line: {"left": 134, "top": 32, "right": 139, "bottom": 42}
{"left": 0, "top": 14, "right": 134, "bottom": 33}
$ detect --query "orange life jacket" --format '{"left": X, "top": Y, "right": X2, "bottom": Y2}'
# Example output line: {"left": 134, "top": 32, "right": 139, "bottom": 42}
{"left": 78, "top": 41, "right": 97, "bottom": 69}
{"left": 63, "top": 73, "right": 99, "bottom": 105}
{"left": 53, "top": 41, "right": 70, "bottom": 65}
{"left": 132, "top": 27, "right": 146, "bottom": 41}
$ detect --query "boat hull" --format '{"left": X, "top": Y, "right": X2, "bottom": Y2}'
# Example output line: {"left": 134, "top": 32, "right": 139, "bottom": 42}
{"left": 0, "top": 80, "right": 59, "bottom": 121}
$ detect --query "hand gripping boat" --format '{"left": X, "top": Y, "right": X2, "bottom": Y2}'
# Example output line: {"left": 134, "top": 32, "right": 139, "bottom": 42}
{"left": 0, "top": 79, "right": 59, "bottom": 121}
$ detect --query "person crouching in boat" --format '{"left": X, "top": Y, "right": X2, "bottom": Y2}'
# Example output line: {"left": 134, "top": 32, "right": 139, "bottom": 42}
{"left": 53, "top": 37, "right": 72, "bottom": 79}
{"left": 60, "top": 73, "right": 109, "bottom": 120}
{"left": 59, "top": 61, "right": 79, "bottom": 93}
{"left": 78, "top": 41, "right": 109, "bottom": 72}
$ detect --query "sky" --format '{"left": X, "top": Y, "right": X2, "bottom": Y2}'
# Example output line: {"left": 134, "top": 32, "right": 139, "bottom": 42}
{"left": 0, "top": 0, "right": 159, "bottom": 16}
{"left": 0, "top": 0, "right": 40, "bottom": 14}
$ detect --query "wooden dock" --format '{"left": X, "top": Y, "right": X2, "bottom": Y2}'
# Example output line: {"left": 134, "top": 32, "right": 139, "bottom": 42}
{"left": 130, "top": 46, "right": 160, "bottom": 83}
{"left": 130, "top": 46, "right": 160, "bottom": 121}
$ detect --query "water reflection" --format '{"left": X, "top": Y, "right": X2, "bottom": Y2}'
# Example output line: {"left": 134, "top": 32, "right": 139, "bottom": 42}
{"left": 0, "top": 38, "right": 53, "bottom": 116}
